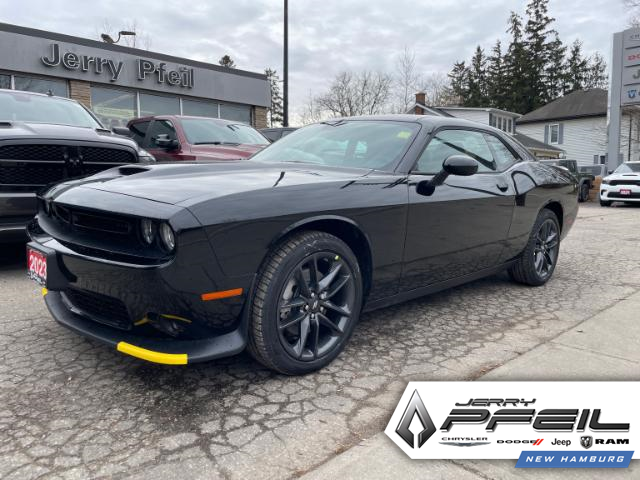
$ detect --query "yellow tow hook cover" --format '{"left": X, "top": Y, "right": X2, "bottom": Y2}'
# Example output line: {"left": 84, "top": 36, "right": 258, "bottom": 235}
{"left": 116, "top": 342, "right": 188, "bottom": 365}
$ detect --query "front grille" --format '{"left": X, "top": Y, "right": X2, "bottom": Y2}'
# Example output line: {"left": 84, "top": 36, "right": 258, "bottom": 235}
{"left": 49, "top": 204, "right": 134, "bottom": 236}
{"left": 0, "top": 164, "right": 65, "bottom": 187}
{"left": 64, "top": 288, "right": 131, "bottom": 330}
{"left": 0, "top": 144, "right": 136, "bottom": 192}
{"left": 608, "top": 192, "right": 640, "bottom": 198}
{"left": 609, "top": 179, "right": 640, "bottom": 186}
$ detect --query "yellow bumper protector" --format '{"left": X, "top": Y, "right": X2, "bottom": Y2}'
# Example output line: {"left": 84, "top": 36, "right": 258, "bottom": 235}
{"left": 116, "top": 342, "right": 188, "bottom": 365}
{"left": 42, "top": 287, "right": 48, "bottom": 296}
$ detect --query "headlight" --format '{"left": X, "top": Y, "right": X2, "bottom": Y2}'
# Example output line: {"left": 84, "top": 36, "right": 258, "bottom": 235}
{"left": 141, "top": 219, "right": 156, "bottom": 244}
{"left": 601, "top": 178, "right": 609, "bottom": 185}
{"left": 159, "top": 222, "right": 175, "bottom": 252}
{"left": 138, "top": 148, "right": 156, "bottom": 163}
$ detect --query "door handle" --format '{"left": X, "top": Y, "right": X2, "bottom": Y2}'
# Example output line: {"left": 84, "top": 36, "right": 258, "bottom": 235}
{"left": 496, "top": 181, "right": 509, "bottom": 192}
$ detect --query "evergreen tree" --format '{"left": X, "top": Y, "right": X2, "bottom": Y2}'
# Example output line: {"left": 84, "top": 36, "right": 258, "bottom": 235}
{"left": 486, "top": 40, "right": 506, "bottom": 109}
{"left": 466, "top": 46, "right": 488, "bottom": 107}
{"left": 565, "top": 40, "right": 588, "bottom": 93}
{"left": 265, "top": 68, "right": 284, "bottom": 127}
{"left": 447, "top": 61, "right": 469, "bottom": 105}
{"left": 585, "top": 53, "right": 608, "bottom": 89}
{"left": 524, "top": 0, "right": 555, "bottom": 111}
{"left": 503, "top": 12, "right": 529, "bottom": 113}
{"left": 218, "top": 55, "right": 236, "bottom": 68}
{"left": 544, "top": 32, "right": 567, "bottom": 101}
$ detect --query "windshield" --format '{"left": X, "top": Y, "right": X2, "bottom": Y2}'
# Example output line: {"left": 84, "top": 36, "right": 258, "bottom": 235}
{"left": 181, "top": 118, "right": 269, "bottom": 145}
{"left": 250, "top": 120, "right": 420, "bottom": 170}
{"left": 614, "top": 162, "right": 640, "bottom": 173}
{"left": 0, "top": 90, "right": 101, "bottom": 128}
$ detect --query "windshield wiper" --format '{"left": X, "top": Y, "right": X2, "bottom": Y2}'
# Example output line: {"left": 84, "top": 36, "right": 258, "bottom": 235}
{"left": 194, "top": 141, "right": 241, "bottom": 145}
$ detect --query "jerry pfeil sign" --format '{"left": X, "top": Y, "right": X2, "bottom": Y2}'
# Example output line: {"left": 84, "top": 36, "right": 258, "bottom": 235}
{"left": 41, "top": 43, "right": 194, "bottom": 88}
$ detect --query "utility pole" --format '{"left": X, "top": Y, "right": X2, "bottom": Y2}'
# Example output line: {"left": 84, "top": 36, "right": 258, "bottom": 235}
{"left": 283, "top": 0, "right": 289, "bottom": 127}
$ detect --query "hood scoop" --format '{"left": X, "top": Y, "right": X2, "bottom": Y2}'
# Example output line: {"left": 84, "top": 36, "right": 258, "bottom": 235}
{"left": 118, "top": 165, "right": 150, "bottom": 176}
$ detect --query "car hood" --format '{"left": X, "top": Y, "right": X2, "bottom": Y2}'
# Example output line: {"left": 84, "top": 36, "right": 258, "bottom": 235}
{"left": 51, "top": 161, "right": 372, "bottom": 205}
{"left": 0, "top": 121, "right": 139, "bottom": 149}
{"left": 604, "top": 172, "right": 640, "bottom": 182}
{"left": 189, "top": 143, "right": 267, "bottom": 160}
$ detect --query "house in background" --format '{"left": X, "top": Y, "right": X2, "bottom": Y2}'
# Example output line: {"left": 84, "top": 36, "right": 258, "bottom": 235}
{"left": 516, "top": 88, "right": 640, "bottom": 166}
{"left": 409, "top": 92, "right": 563, "bottom": 159}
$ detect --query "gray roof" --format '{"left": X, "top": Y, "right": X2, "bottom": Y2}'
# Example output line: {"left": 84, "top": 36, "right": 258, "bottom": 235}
{"left": 517, "top": 88, "right": 607, "bottom": 124}
{"left": 513, "top": 132, "right": 563, "bottom": 152}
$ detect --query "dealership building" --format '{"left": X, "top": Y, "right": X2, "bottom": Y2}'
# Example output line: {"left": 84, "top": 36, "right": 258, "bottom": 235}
{"left": 0, "top": 23, "right": 271, "bottom": 128}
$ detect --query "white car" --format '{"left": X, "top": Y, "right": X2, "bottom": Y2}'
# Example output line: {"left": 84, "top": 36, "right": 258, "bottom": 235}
{"left": 599, "top": 162, "right": 640, "bottom": 206}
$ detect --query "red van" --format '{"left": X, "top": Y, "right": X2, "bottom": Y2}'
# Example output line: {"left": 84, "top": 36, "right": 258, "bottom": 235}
{"left": 125, "top": 115, "right": 270, "bottom": 162}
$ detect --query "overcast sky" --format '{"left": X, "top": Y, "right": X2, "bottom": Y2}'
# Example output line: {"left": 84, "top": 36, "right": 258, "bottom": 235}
{"left": 0, "top": 0, "right": 629, "bottom": 120}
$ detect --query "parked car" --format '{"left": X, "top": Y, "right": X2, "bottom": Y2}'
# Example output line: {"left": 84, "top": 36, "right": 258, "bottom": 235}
{"left": 260, "top": 127, "right": 297, "bottom": 142}
{"left": 27, "top": 116, "right": 577, "bottom": 374}
{"left": 0, "top": 89, "right": 154, "bottom": 242}
{"left": 580, "top": 164, "right": 607, "bottom": 201}
{"left": 125, "top": 115, "right": 270, "bottom": 162}
{"left": 540, "top": 159, "right": 594, "bottom": 202}
{"left": 599, "top": 161, "right": 640, "bottom": 206}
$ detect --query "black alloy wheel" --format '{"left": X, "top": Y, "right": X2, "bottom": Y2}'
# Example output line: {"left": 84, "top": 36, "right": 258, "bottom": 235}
{"left": 532, "top": 218, "right": 559, "bottom": 278}
{"left": 508, "top": 208, "right": 561, "bottom": 286}
{"left": 277, "top": 252, "right": 356, "bottom": 361}
{"left": 579, "top": 183, "right": 589, "bottom": 202}
{"left": 248, "top": 231, "right": 363, "bottom": 375}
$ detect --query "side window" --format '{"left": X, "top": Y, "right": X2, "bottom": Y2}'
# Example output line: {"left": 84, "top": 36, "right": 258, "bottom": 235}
{"left": 415, "top": 129, "right": 496, "bottom": 174}
{"left": 483, "top": 133, "right": 517, "bottom": 170}
{"left": 129, "top": 121, "right": 150, "bottom": 147}
{"left": 148, "top": 120, "right": 177, "bottom": 148}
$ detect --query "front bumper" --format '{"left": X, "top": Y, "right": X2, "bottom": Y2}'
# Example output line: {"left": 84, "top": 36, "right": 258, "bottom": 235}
{"left": 0, "top": 192, "right": 37, "bottom": 242}
{"left": 28, "top": 233, "right": 254, "bottom": 364}
{"left": 600, "top": 184, "right": 640, "bottom": 202}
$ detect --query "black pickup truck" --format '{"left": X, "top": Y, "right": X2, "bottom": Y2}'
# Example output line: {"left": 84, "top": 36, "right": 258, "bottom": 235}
{"left": 0, "top": 89, "right": 154, "bottom": 242}
{"left": 539, "top": 159, "right": 595, "bottom": 202}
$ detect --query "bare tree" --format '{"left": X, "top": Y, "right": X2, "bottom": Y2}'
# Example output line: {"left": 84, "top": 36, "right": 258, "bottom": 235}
{"left": 298, "top": 90, "right": 328, "bottom": 125}
{"left": 316, "top": 71, "right": 392, "bottom": 117}
{"left": 393, "top": 47, "right": 420, "bottom": 112}
{"left": 96, "top": 19, "right": 152, "bottom": 50}
{"left": 418, "top": 72, "right": 455, "bottom": 106}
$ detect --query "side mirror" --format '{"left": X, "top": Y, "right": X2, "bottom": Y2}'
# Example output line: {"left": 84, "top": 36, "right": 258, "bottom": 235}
{"left": 112, "top": 126, "right": 132, "bottom": 137}
{"left": 416, "top": 155, "right": 478, "bottom": 196}
{"left": 155, "top": 134, "right": 180, "bottom": 150}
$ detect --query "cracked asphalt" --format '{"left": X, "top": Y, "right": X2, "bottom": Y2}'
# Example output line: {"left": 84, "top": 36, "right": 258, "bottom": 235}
{"left": 1, "top": 202, "right": 640, "bottom": 480}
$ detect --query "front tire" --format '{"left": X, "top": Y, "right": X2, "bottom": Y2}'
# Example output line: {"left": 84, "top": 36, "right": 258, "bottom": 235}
{"left": 248, "top": 231, "right": 363, "bottom": 375}
{"left": 508, "top": 209, "right": 561, "bottom": 286}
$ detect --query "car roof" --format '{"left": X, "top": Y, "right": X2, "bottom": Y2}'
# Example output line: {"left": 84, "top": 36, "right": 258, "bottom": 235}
{"left": 130, "top": 114, "right": 247, "bottom": 125}
{"left": 0, "top": 88, "right": 79, "bottom": 104}
{"left": 328, "top": 114, "right": 506, "bottom": 132}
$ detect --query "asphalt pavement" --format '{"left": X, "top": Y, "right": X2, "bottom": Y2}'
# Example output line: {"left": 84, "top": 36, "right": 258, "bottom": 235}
{"left": 1, "top": 202, "right": 639, "bottom": 480}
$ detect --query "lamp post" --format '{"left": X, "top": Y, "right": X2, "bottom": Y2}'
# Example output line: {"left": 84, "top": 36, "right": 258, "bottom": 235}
{"left": 101, "top": 31, "right": 136, "bottom": 45}
{"left": 283, "top": 0, "right": 289, "bottom": 127}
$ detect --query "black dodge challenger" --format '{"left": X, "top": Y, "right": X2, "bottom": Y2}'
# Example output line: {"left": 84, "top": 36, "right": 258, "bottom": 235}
{"left": 27, "top": 116, "right": 578, "bottom": 374}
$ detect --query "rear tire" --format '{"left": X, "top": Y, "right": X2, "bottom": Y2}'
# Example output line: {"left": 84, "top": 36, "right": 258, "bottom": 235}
{"left": 248, "top": 231, "right": 363, "bottom": 375}
{"left": 578, "top": 183, "right": 589, "bottom": 202}
{"left": 508, "top": 209, "right": 561, "bottom": 286}
{"left": 600, "top": 200, "right": 612, "bottom": 207}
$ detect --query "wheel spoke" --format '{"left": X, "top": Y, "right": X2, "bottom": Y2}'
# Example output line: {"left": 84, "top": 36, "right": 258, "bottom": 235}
{"left": 534, "top": 251, "right": 543, "bottom": 271}
{"left": 294, "top": 268, "right": 311, "bottom": 298}
{"left": 280, "top": 297, "right": 306, "bottom": 311}
{"left": 325, "top": 275, "right": 350, "bottom": 299}
{"left": 318, "top": 312, "right": 343, "bottom": 335}
{"left": 293, "top": 316, "right": 311, "bottom": 358}
{"left": 543, "top": 250, "right": 553, "bottom": 270}
{"left": 308, "top": 255, "right": 319, "bottom": 289}
{"left": 318, "top": 262, "right": 343, "bottom": 292}
{"left": 279, "top": 312, "right": 307, "bottom": 330}
{"left": 310, "top": 316, "right": 320, "bottom": 358}
{"left": 321, "top": 300, "right": 351, "bottom": 317}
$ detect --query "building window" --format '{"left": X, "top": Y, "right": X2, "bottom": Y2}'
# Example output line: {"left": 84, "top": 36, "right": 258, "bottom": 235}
{"left": 139, "top": 93, "right": 180, "bottom": 117}
{"left": 489, "top": 113, "right": 495, "bottom": 127}
{"left": 220, "top": 103, "right": 251, "bottom": 124}
{"left": 182, "top": 99, "right": 219, "bottom": 118}
{"left": 91, "top": 86, "right": 137, "bottom": 129}
{"left": 549, "top": 124, "right": 559, "bottom": 144}
{"left": 507, "top": 118, "right": 512, "bottom": 133}
{"left": 14, "top": 75, "right": 67, "bottom": 97}
{"left": 0, "top": 74, "right": 10, "bottom": 89}
{"left": 497, "top": 117, "right": 502, "bottom": 130}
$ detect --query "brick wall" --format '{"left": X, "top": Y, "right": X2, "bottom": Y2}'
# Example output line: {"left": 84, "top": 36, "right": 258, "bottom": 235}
{"left": 69, "top": 80, "right": 91, "bottom": 108}
{"left": 254, "top": 106, "right": 268, "bottom": 129}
